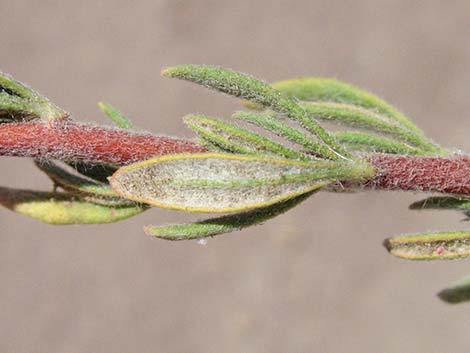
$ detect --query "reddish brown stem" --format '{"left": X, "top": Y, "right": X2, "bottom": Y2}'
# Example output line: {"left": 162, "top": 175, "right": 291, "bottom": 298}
{"left": 0, "top": 121, "right": 205, "bottom": 165}
{"left": 365, "top": 154, "right": 470, "bottom": 195}
{"left": 1, "top": 121, "right": 470, "bottom": 195}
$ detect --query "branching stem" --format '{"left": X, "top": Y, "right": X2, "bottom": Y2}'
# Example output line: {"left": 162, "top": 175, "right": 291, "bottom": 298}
{"left": 1, "top": 121, "right": 469, "bottom": 196}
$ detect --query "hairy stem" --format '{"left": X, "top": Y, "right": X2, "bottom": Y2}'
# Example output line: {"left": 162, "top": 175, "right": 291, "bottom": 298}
{"left": 0, "top": 121, "right": 205, "bottom": 166}
{"left": 1, "top": 121, "right": 469, "bottom": 195}
{"left": 364, "top": 154, "right": 470, "bottom": 195}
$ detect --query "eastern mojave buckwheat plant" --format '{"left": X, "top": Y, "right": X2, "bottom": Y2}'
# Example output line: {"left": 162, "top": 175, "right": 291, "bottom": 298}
{"left": 2, "top": 65, "right": 470, "bottom": 303}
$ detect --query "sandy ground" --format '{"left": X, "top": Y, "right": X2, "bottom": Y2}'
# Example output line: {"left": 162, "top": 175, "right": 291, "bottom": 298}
{"left": 1, "top": 1, "right": 470, "bottom": 352}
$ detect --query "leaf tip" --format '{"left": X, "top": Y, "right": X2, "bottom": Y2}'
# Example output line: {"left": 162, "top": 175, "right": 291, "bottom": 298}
{"left": 437, "top": 277, "right": 470, "bottom": 304}
{"left": 143, "top": 224, "right": 155, "bottom": 235}
{"left": 98, "top": 101, "right": 109, "bottom": 111}
{"left": 161, "top": 66, "right": 179, "bottom": 78}
{"left": 182, "top": 113, "right": 198, "bottom": 124}
{"left": 382, "top": 237, "right": 393, "bottom": 252}
{"left": 143, "top": 224, "right": 179, "bottom": 241}
{"left": 437, "top": 289, "right": 456, "bottom": 304}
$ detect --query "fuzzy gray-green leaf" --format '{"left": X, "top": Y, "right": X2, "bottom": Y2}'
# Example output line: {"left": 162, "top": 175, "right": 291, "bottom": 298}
{"left": 162, "top": 65, "right": 350, "bottom": 160}
{"left": 0, "top": 71, "right": 67, "bottom": 121}
{"left": 233, "top": 111, "right": 325, "bottom": 157}
{"left": 0, "top": 93, "right": 40, "bottom": 121}
{"left": 333, "top": 131, "right": 426, "bottom": 155}
{"left": 302, "top": 102, "right": 443, "bottom": 154}
{"left": 144, "top": 191, "right": 314, "bottom": 240}
{"left": 384, "top": 231, "right": 470, "bottom": 260}
{"left": 409, "top": 196, "right": 470, "bottom": 211}
{"left": 270, "top": 77, "right": 424, "bottom": 136}
{"left": 110, "top": 153, "right": 373, "bottom": 213}
{"left": 184, "top": 114, "right": 309, "bottom": 160}
{"left": 438, "top": 277, "right": 470, "bottom": 304}
{"left": 98, "top": 101, "right": 134, "bottom": 129}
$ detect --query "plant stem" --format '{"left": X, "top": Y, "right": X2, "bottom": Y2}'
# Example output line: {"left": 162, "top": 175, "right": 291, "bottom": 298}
{"left": 0, "top": 121, "right": 205, "bottom": 166}
{"left": 1, "top": 121, "right": 469, "bottom": 195}
{"left": 364, "top": 154, "right": 470, "bottom": 195}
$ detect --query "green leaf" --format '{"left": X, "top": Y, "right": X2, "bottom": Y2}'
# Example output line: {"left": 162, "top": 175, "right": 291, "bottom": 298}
{"left": 144, "top": 191, "right": 314, "bottom": 240}
{"left": 162, "top": 65, "right": 350, "bottom": 160}
{"left": 0, "top": 187, "right": 146, "bottom": 224}
{"left": 0, "top": 71, "right": 67, "bottom": 121}
{"left": 233, "top": 111, "right": 325, "bottom": 157}
{"left": 36, "top": 161, "right": 116, "bottom": 197}
{"left": 35, "top": 161, "right": 135, "bottom": 206}
{"left": 196, "top": 138, "right": 233, "bottom": 153}
{"left": 184, "top": 114, "right": 309, "bottom": 161}
{"left": 0, "top": 93, "right": 40, "bottom": 121}
{"left": 301, "top": 102, "right": 443, "bottom": 154}
{"left": 384, "top": 231, "right": 470, "bottom": 260}
{"left": 0, "top": 72, "right": 47, "bottom": 101}
{"left": 110, "top": 153, "right": 374, "bottom": 213}
{"left": 409, "top": 196, "right": 470, "bottom": 211}
{"left": 98, "top": 101, "right": 134, "bottom": 129}
{"left": 67, "top": 162, "right": 117, "bottom": 184}
{"left": 333, "top": 131, "right": 426, "bottom": 155}
{"left": 270, "top": 77, "right": 424, "bottom": 136}
{"left": 438, "top": 277, "right": 470, "bottom": 304}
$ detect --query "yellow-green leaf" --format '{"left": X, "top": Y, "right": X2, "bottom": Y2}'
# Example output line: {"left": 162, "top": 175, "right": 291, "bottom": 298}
{"left": 384, "top": 231, "right": 470, "bottom": 260}
{"left": 0, "top": 187, "right": 146, "bottom": 224}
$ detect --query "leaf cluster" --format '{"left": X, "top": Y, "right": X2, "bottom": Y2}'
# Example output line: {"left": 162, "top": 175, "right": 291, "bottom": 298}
{"left": 1, "top": 66, "right": 468, "bottom": 303}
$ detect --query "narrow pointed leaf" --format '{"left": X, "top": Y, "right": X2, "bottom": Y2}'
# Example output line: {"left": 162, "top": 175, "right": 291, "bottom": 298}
{"left": 144, "top": 191, "right": 315, "bottom": 240}
{"left": 184, "top": 114, "right": 309, "bottom": 160}
{"left": 302, "top": 102, "right": 443, "bottom": 153}
{"left": 98, "top": 101, "right": 134, "bottom": 129}
{"left": 0, "top": 71, "right": 50, "bottom": 101}
{"left": 0, "top": 93, "right": 40, "bottom": 121}
{"left": 409, "top": 196, "right": 470, "bottom": 211}
{"left": 0, "top": 71, "right": 67, "bottom": 121}
{"left": 67, "top": 162, "right": 117, "bottom": 184}
{"left": 197, "top": 138, "right": 233, "bottom": 153}
{"left": 334, "top": 131, "right": 426, "bottom": 155}
{"left": 384, "top": 231, "right": 470, "bottom": 260}
{"left": 36, "top": 161, "right": 117, "bottom": 197}
{"left": 269, "top": 77, "right": 424, "bottom": 136}
{"left": 0, "top": 187, "right": 146, "bottom": 224}
{"left": 162, "top": 65, "right": 350, "bottom": 160}
{"left": 35, "top": 161, "right": 135, "bottom": 206}
{"left": 438, "top": 277, "right": 470, "bottom": 304}
{"left": 110, "top": 153, "right": 373, "bottom": 213}
{"left": 233, "top": 111, "right": 325, "bottom": 157}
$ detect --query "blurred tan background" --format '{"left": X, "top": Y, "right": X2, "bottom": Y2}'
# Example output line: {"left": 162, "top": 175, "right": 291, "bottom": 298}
{"left": 1, "top": 0, "right": 470, "bottom": 352}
